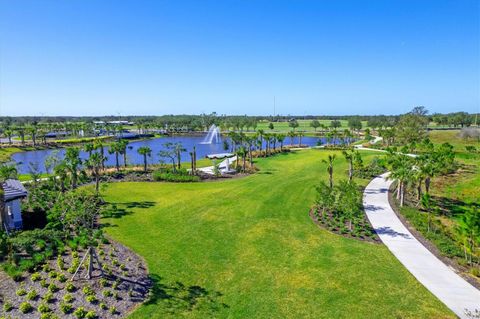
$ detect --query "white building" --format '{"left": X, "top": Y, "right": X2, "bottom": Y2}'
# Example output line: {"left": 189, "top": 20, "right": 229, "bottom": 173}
{"left": 2, "top": 179, "right": 28, "bottom": 230}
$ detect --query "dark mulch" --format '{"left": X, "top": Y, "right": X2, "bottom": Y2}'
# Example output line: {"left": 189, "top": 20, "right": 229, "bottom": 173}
{"left": 309, "top": 207, "right": 380, "bottom": 243}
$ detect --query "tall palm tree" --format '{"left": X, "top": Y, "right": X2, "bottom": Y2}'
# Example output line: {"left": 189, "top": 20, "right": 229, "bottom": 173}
{"left": 257, "top": 129, "right": 265, "bottom": 153}
{"left": 322, "top": 154, "right": 336, "bottom": 189}
{"left": 86, "top": 152, "right": 104, "bottom": 195}
{"left": 137, "top": 146, "right": 152, "bottom": 172}
{"left": 388, "top": 155, "right": 412, "bottom": 207}
{"left": 298, "top": 132, "right": 305, "bottom": 147}
{"left": 93, "top": 139, "right": 105, "bottom": 170}
{"left": 84, "top": 143, "right": 95, "bottom": 157}
{"left": 277, "top": 134, "right": 285, "bottom": 151}
{"left": 109, "top": 142, "right": 124, "bottom": 172}
{"left": 173, "top": 143, "right": 186, "bottom": 169}
{"left": 119, "top": 139, "right": 128, "bottom": 168}
{"left": 342, "top": 150, "right": 354, "bottom": 182}
{"left": 65, "top": 147, "right": 82, "bottom": 189}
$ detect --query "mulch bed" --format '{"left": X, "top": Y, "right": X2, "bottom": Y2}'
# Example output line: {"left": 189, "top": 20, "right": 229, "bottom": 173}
{"left": 309, "top": 207, "right": 380, "bottom": 243}
{"left": 0, "top": 240, "right": 150, "bottom": 318}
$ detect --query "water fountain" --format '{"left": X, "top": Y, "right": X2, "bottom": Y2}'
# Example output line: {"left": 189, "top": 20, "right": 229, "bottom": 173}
{"left": 201, "top": 124, "right": 221, "bottom": 144}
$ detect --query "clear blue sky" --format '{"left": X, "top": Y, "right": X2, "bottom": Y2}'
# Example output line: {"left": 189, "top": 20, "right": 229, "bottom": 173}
{"left": 0, "top": 0, "right": 478, "bottom": 116}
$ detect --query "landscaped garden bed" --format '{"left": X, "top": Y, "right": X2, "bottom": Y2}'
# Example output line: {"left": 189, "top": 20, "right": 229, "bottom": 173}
{"left": 0, "top": 240, "right": 149, "bottom": 318}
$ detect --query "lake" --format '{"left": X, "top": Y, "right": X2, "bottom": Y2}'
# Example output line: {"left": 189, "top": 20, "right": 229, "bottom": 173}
{"left": 11, "top": 135, "right": 335, "bottom": 174}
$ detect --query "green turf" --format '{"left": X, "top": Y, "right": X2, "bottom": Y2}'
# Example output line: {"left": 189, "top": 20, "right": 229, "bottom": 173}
{"left": 256, "top": 119, "right": 369, "bottom": 132}
{"left": 0, "top": 147, "right": 22, "bottom": 163}
{"left": 101, "top": 149, "right": 453, "bottom": 319}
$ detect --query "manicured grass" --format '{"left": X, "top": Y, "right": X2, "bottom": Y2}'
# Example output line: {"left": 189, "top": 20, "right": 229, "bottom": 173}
{"left": 0, "top": 147, "right": 22, "bottom": 163}
{"left": 256, "top": 119, "right": 369, "bottom": 132}
{"left": 101, "top": 149, "right": 453, "bottom": 318}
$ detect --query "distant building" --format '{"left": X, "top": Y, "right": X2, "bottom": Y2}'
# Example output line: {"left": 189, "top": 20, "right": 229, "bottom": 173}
{"left": 93, "top": 120, "right": 134, "bottom": 125}
{"left": 1, "top": 179, "right": 28, "bottom": 231}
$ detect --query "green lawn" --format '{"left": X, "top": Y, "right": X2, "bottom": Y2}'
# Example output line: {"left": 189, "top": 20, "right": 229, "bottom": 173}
{"left": 256, "top": 119, "right": 369, "bottom": 132}
{"left": 101, "top": 149, "right": 453, "bottom": 318}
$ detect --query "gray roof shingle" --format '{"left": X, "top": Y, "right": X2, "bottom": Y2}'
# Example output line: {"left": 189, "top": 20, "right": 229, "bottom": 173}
{"left": 2, "top": 179, "right": 28, "bottom": 201}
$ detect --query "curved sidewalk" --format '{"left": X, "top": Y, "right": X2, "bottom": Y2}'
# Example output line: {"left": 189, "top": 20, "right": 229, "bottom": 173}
{"left": 363, "top": 173, "right": 480, "bottom": 319}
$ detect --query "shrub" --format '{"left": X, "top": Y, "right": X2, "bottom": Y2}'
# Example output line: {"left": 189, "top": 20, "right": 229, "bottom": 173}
{"left": 26, "top": 289, "right": 38, "bottom": 300}
{"left": 99, "top": 302, "right": 108, "bottom": 310}
{"left": 31, "top": 272, "right": 42, "bottom": 282}
{"left": 57, "top": 273, "right": 67, "bottom": 283}
{"left": 37, "top": 302, "right": 51, "bottom": 313}
{"left": 19, "top": 302, "right": 33, "bottom": 314}
{"left": 74, "top": 306, "right": 88, "bottom": 318}
{"left": 41, "top": 313, "right": 60, "bottom": 319}
{"left": 85, "top": 294, "right": 98, "bottom": 304}
{"left": 85, "top": 311, "right": 97, "bottom": 319}
{"left": 99, "top": 278, "right": 108, "bottom": 287}
{"left": 48, "top": 283, "right": 59, "bottom": 292}
{"left": 43, "top": 291, "right": 55, "bottom": 303}
{"left": 57, "top": 255, "right": 64, "bottom": 270}
{"left": 112, "top": 259, "right": 120, "bottom": 267}
{"left": 16, "top": 287, "right": 27, "bottom": 296}
{"left": 152, "top": 170, "right": 200, "bottom": 182}
{"left": 66, "top": 282, "right": 76, "bottom": 292}
{"left": 3, "top": 301, "right": 13, "bottom": 312}
{"left": 63, "top": 293, "right": 74, "bottom": 303}
{"left": 48, "top": 271, "right": 58, "bottom": 279}
{"left": 82, "top": 286, "right": 94, "bottom": 295}
{"left": 40, "top": 279, "right": 49, "bottom": 287}
{"left": 102, "top": 289, "right": 113, "bottom": 297}
{"left": 60, "top": 302, "right": 73, "bottom": 314}
{"left": 42, "top": 264, "right": 50, "bottom": 272}
{"left": 120, "top": 263, "right": 127, "bottom": 270}
{"left": 109, "top": 306, "right": 117, "bottom": 314}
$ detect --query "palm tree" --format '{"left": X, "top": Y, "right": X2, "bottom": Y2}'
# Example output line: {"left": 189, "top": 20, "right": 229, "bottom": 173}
{"left": 65, "top": 147, "right": 82, "bottom": 189}
{"left": 342, "top": 150, "right": 354, "bottom": 182}
{"left": 119, "top": 139, "right": 128, "bottom": 168}
{"left": 277, "top": 134, "right": 285, "bottom": 151}
{"left": 287, "top": 130, "right": 296, "bottom": 146}
{"left": 322, "top": 154, "right": 336, "bottom": 189}
{"left": 93, "top": 139, "right": 106, "bottom": 170}
{"left": 257, "top": 129, "right": 265, "bottom": 153}
{"left": 84, "top": 143, "right": 95, "bottom": 157}
{"left": 388, "top": 155, "right": 412, "bottom": 207}
{"left": 137, "top": 146, "right": 152, "bottom": 172}
{"left": 420, "top": 193, "right": 432, "bottom": 233}
{"left": 109, "top": 141, "right": 124, "bottom": 172}
{"left": 54, "top": 161, "right": 68, "bottom": 192}
{"left": 298, "top": 131, "right": 305, "bottom": 147}
{"left": 237, "top": 146, "right": 248, "bottom": 172}
{"left": 86, "top": 152, "right": 103, "bottom": 195}
{"left": 173, "top": 143, "right": 186, "bottom": 169}
{"left": 4, "top": 129, "right": 12, "bottom": 144}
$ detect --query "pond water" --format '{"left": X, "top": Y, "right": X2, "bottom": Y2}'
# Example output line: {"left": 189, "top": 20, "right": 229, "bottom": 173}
{"left": 11, "top": 135, "right": 339, "bottom": 174}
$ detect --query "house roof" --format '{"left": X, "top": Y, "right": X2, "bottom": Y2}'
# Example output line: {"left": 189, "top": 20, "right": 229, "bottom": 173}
{"left": 2, "top": 179, "right": 28, "bottom": 201}
{"left": 206, "top": 153, "right": 235, "bottom": 160}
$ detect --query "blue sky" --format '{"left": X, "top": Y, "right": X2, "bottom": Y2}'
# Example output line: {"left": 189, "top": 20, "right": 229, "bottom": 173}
{"left": 0, "top": 0, "right": 478, "bottom": 116}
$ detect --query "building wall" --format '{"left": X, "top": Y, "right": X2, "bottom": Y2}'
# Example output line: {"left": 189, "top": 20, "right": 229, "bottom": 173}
{"left": 4, "top": 199, "right": 23, "bottom": 229}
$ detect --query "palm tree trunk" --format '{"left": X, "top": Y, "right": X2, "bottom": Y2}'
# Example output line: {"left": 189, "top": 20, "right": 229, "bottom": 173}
{"left": 123, "top": 152, "right": 127, "bottom": 168}
{"left": 143, "top": 155, "right": 147, "bottom": 172}
{"left": 400, "top": 182, "right": 405, "bottom": 207}
{"left": 115, "top": 153, "right": 119, "bottom": 172}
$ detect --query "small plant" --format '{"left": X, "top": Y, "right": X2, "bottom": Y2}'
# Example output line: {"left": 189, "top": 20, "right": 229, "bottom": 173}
{"left": 3, "top": 301, "right": 13, "bottom": 312}
{"left": 48, "top": 283, "right": 59, "bottom": 292}
{"left": 72, "top": 251, "right": 79, "bottom": 258}
{"left": 74, "top": 306, "right": 88, "bottom": 318}
{"left": 109, "top": 306, "right": 117, "bottom": 315}
{"left": 85, "top": 310, "right": 97, "bottom": 319}
{"left": 42, "top": 264, "right": 50, "bottom": 272}
{"left": 31, "top": 272, "right": 42, "bottom": 282}
{"left": 40, "top": 278, "right": 49, "bottom": 287}
{"left": 60, "top": 302, "right": 73, "bottom": 314}
{"left": 99, "top": 302, "right": 108, "bottom": 310}
{"left": 19, "top": 302, "right": 33, "bottom": 314}
{"left": 37, "top": 302, "right": 51, "bottom": 313}
{"left": 102, "top": 289, "right": 113, "bottom": 297}
{"left": 63, "top": 293, "right": 74, "bottom": 303}
{"left": 112, "top": 259, "right": 120, "bottom": 267}
{"left": 120, "top": 263, "right": 127, "bottom": 270}
{"left": 82, "top": 286, "right": 94, "bottom": 295}
{"left": 26, "top": 289, "right": 38, "bottom": 300}
{"left": 57, "top": 273, "right": 67, "bottom": 283}
{"left": 43, "top": 291, "right": 55, "bottom": 303}
{"left": 57, "top": 255, "right": 64, "bottom": 270}
{"left": 48, "top": 271, "right": 58, "bottom": 279}
{"left": 113, "top": 291, "right": 121, "bottom": 300}
{"left": 66, "top": 282, "right": 76, "bottom": 292}
{"left": 16, "top": 287, "right": 27, "bottom": 296}
{"left": 99, "top": 278, "right": 108, "bottom": 287}
{"left": 85, "top": 294, "right": 98, "bottom": 304}
{"left": 41, "top": 313, "right": 60, "bottom": 319}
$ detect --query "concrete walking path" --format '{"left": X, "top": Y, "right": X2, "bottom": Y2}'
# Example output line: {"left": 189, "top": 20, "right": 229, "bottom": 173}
{"left": 363, "top": 173, "right": 480, "bottom": 319}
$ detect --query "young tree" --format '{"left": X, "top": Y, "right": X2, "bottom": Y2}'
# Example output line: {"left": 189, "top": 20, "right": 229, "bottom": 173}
{"left": 137, "top": 146, "right": 152, "bottom": 172}
{"left": 342, "top": 150, "right": 354, "bottom": 182}
{"left": 289, "top": 119, "right": 299, "bottom": 131}
{"left": 268, "top": 122, "right": 274, "bottom": 130}
{"left": 322, "top": 154, "right": 336, "bottom": 189}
